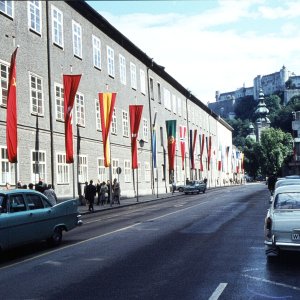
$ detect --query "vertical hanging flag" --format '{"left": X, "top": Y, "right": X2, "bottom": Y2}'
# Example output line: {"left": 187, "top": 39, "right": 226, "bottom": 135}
{"left": 63, "top": 74, "right": 81, "bottom": 163}
{"left": 129, "top": 105, "right": 143, "bottom": 169}
{"left": 99, "top": 92, "right": 116, "bottom": 167}
{"left": 166, "top": 120, "right": 177, "bottom": 171}
{"left": 179, "top": 125, "right": 186, "bottom": 170}
{"left": 189, "top": 129, "right": 197, "bottom": 170}
{"left": 152, "top": 127, "right": 157, "bottom": 169}
{"left": 207, "top": 136, "right": 212, "bottom": 171}
{"left": 217, "top": 144, "right": 222, "bottom": 171}
{"left": 199, "top": 133, "right": 205, "bottom": 171}
{"left": 6, "top": 47, "right": 18, "bottom": 163}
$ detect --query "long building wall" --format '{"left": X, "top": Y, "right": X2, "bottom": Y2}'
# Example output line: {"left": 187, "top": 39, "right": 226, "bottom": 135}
{"left": 0, "top": 1, "right": 239, "bottom": 199}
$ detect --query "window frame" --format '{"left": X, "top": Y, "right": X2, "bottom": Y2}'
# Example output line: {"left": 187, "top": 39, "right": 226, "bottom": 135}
{"left": 28, "top": 0, "right": 42, "bottom": 35}
{"left": 56, "top": 152, "right": 69, "bottom": 184}
{"left": 111, "top": 108, "right": 117, "bottom": 135}
{"left": 75, "top": 92, "right": 85, "bottom": 127}
{"left": 0, "top": 59, "right": 9, "bottom": 107}
{"left": 54, "top": 83, "right": 64, "bottom": 121}
{"left": 0, "top": 146, "right": 15, "bottom": 185}
{"left": 140, "top": 69, "right": 146, "bottom": 95}
{"left": 51, "top": 4, "right": 64, "bottom": 48}
{"left": 31, "top": 150, "right": 46, "bottom": 184}
{"left": 124, "top": 160, "right": 131, "bottom": 183}
{"left": 119, "top": 54, "right": 126, "bottom": 85}
{"left": 95, "top": 98, "right": 101, "bottom": 131}
{"left": 130, "top": 62, "right": 137, "bottom": 90}
{"left": 107, "top": 46, "right": 115, "bottom": 77}
{"left": 78, "top": 155, "right": 88, "bottom": 183}
{"left": 29, "top": 72, "right": 44, "bottom": 116}
{"left": 0, "top": 0, "right": 13, "bottom": 18}
{"left": 72, "top": 20, "right": 82, "bottom": 58}
{"left": 143, "top": 118, "right": 148, "bottom": 141}
{"left": 92, "top": 35, "right": 101, "bottom": 70}
{"left": 97, "top": 157, "right": 106, "bottom": 182}
{"left": 122, "top": 110, "right": 129, "bottom": 137}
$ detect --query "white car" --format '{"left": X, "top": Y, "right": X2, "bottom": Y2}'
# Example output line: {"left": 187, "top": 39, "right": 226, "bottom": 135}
{"left": 265, "top": 185, "right": 300, "bottom": 259}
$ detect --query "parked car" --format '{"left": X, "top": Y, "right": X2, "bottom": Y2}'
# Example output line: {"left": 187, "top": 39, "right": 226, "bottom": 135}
{"left": 174, "top": 182, "right": 192, "bottom": 192}
{"left": 264, "top": 185, "right": 300, "bottom": 260}
{"left": 269, "top": 178, "right": 300, "bottom": 204}
{"left": 0, "top": 189, "right": 82, "bottom": 251}
{"left": 183, "top": 180, "right": 206, "bottom": 194}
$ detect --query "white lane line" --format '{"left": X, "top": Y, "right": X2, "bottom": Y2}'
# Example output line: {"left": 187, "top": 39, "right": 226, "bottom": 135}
{"left": 208, "top": 283, "right": 228, "bottom": 300}
{"left": 243, "top": 274, "right": 300, "bottom": 291}
{"left": 0, "top": 200, "right": 209, "bottom": 270}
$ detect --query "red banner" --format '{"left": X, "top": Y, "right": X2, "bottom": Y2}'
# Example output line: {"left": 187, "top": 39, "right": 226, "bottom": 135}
{"left": 207, "top": 136, "right": 212, "bottom": 171}
{"left": 191, "top": 130, "right": 197, "bottom": 170}
{"left": 179, "top": 126, "right": 186, "bottom": 170}
{"left": 63, "top": 74, "right": 81, "bottom": 163}
{"left": 129, "top": 105, "right": 143, "bottom": 169}
{"left": 166, "top": 120, "right": 177, "bottom": 171}
{"left": 6, "top": 47, "right": 18, "bottom": 163}
{"left": 99, "top": 92, "right": 116, "bottom": 167}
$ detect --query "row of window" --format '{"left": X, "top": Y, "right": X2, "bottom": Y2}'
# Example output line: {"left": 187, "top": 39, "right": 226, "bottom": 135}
{"left": 0, "top": 1, "right": 187, "bottom": 117}
{"left": 0, "top": 146, "right": 152, "bottom": 185}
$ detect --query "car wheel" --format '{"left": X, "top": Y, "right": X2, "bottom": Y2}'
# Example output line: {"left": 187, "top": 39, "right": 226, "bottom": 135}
{"left": 179, "top": 187, "right": 184, "bottom": 192}
{"left": 203, "top": 189, "right": 206, "bottom": 193}
{"left": 184, "top": 192, "right": 188, "bottom": 195}
{"left": 48, "top": 227, "right": 63, "bottom": 246}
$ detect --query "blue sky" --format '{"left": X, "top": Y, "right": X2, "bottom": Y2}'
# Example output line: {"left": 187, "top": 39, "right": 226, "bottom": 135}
{"left": 87, "top": 1, "right": 300, "bottom": 103}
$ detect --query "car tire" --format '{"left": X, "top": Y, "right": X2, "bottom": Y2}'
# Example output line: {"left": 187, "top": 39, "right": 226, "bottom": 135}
{"left": 47, "top": 227, "right": 63, "bottom": 246}
{"left": 203, "top": 189, "right": 206, "bottom": 193}
{"left": 184, "top": 192, "right": 188, "bottom": 195}
{"left": 179, "top": 187, "right": 184, "bottom": 192}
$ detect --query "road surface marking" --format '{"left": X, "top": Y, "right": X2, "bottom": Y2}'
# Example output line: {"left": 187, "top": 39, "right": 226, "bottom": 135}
{"left": 243, "top": 274, "right": 300, "bottom": 291}
{"left": 208, "top": 283, "right": 228, "bottom": 300}
{"left": 0, "top": 200, "right": 210, "bottom": 270}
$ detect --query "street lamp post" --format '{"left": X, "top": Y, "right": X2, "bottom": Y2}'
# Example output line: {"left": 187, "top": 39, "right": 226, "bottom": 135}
{"left": 136, "top": 139, "right": 145, "bottom": 202}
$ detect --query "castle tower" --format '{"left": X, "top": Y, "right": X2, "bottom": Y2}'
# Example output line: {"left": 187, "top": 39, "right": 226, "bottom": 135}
{"left": 255, "top": 88, "right": 270, "bottom": 142}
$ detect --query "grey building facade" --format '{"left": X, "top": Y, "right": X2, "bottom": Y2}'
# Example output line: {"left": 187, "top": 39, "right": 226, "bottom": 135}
{"left": 0, "top": 1, "right": 237, "bottom": 199}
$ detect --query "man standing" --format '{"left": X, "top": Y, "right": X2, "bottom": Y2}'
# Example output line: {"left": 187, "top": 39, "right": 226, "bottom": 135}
{"left": 86, "top": 180, "right": 96, "bottom": 212}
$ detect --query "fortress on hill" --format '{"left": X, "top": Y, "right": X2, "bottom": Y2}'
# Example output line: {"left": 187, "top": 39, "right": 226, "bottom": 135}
{"left": 208, "top": 66, "right": 300, "bottom": 119}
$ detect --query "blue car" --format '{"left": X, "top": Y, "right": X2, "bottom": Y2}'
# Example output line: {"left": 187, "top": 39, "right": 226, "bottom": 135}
{"left": 184, "top": 180, "right": 207, "bottom": 194}
{"left": 0, "top": 189, "right": 82, "bottom": 251}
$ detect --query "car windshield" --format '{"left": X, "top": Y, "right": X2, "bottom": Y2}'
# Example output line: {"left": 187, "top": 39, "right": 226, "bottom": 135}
{"left": 274, "top": 192, "right": 300, "bottom": 209}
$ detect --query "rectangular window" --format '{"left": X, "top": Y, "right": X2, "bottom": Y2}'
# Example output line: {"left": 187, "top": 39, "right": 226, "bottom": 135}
{"left": 164, "top": 88, "right": 171, "bottom": 110}
{"left": 143, "top": 118, "right": 148, "bottom": 141}
{"left": 149, "top": 77, "right": 154, "bottom": 100}
{"left": 95, "top": 99, "right": 101, "bottom": 131}
{"left": 0, "top": 61, "right": 9, "bottom": 106}
{"left": 144, "top": 162, "right": 151, "bottom": 182}
{"left": 55, "top": 83, "right": 64, "bottom": 121}
{"left": 51, "top": 5, "right": 63, "bottom": 47}
{"left": 30, "top": 73, "right": 44, "bottom": 115}
{"left": 0, "top": 0, "right": 13, "bottom": 18}
{"left": 97, "top": 158, "right": 106, "bottom": 182}
{"left": 122, "top": 110, "right": 129, "bottom": 137}
{"left": 31, "top": 150, "right": 46, "bottom": 184}
{"left": 28, "top": 1, "right": 41, "bottom": 34}
{"left": 130, "top": 62, "right": 137, "bottom": 90}
{"left": 124, "top": 160, "right": 131, "bottom": 182}
{"left": 183, "top": 99, "right": 186, "bottom": 119}
{"left": 172, "top": 94, "right": 177, "bottom": 114}
{"left": 112, "top": 159, "right": 119, "bottom": 177}
{"left": 0, "top": 146, "right": 15, "bottom": 185}
{"left": 92, "top": 35, "right": 101, "bottom": 69}
{"left": 75, "top": 93, "right": 85, "bottom": 126}
{"left": 72, "top": 20, "right": 82, "bottom": 58}
{"left": 111, "top": 108, "right": 117, "bottom": 134}
{"left": 140, "top": 69, "right": 146, "bottom": 95}
{"left": 177, "top": 97, "right": 182, "bottom": 116}
{"left": 107, "top": 46, "right": 115, "bottom": 77}
{"left": 119, "top": 54, "right": 126, "bottom": 85}
{"left": 157, "top": 82, "right": 162, "bottom": 104}
{"left": 78, "top": 155, "right": 88, "bottom": 183}
{"left": 57, "top": 153, "right": 69, "bottom": 184}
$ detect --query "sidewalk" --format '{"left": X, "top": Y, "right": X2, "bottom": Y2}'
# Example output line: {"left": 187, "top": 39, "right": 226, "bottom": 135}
{"left": 78, "top": 191, "right": 180, "bottom": 215}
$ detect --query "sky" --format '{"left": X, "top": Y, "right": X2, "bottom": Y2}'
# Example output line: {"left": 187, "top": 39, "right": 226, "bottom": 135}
{"left": 87, "top": 0, "right": 300, "bottom": 104}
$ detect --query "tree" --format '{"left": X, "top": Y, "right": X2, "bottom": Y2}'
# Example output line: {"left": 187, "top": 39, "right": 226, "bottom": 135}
{"left": 234, "top": 96, "right": 257, "bottom": 121}
{"left": 260, "top": 128, "right": 293, "bottom": 175}
{"left": 265, "top": 95, "right": 281, "bottom": 123}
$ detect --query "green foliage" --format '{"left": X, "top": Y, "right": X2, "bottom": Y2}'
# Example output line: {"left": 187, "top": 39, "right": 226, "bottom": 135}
{"left": 260, "top": 128, "right": 293, "bottom": 175}
{"left": 225, "top": 118, "right": 251, "bottom": 148}
{"left": 234, "top": 96, "right": 257, "bottom": 121}
{"left": 243, "top": 139, "right": 264, "bottom": 178}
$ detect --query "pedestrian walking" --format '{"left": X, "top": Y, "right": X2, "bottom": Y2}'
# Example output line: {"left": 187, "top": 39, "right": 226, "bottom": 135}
{"left": 85, "top": 180, "right": 96, "bottom": 212}
{"left": 96, "top": 180, "right": 101, "bottom": 205}
{"left": 112, "top": 178, "right": 120, "bottom": 205}
{"left": 100, "top": 181, "right": 108, "bottom": 205}
{"left": 44, "top": 184, "right": 58, "bottom": 206}
{"left": 107, "top": 180, "right": 111, "bottom": 204}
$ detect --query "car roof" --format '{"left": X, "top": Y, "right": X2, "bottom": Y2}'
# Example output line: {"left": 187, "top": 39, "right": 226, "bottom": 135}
{"left": 274, "top": 185, "right": 300, "bottom": 195}
{"left": 285, "top": 175, "right": 300, "bottom": 179}
{"left": 0, "top": 189, "right": 45, "bottom": 196}
{"left": 275, "top": 179, "right": 300, "bottom": 188}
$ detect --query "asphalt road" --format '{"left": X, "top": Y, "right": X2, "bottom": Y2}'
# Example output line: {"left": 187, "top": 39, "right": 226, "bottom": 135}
{"left": 1, "top": 183, "right": 300, "bottom": 299}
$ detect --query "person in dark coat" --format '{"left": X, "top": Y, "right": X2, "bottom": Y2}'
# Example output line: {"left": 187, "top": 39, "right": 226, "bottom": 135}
{"left": 86, "top": 180, "right": 96, "bottom": 212}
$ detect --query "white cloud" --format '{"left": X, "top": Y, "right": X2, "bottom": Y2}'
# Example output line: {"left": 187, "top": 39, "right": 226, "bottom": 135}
{"left": 99, "top": 1, "right": 300, "bottom": 104}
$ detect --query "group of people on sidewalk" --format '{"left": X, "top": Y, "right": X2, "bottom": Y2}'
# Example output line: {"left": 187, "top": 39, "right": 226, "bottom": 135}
{"left": 5, "top": 180, "right": 58, "bottom": 206}
{"left": 84, "top": 178, "right": 121, "bottom": 212}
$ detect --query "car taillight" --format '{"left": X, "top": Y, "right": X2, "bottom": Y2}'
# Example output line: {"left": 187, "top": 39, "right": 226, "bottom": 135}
{"left": 265, "top": 217, "right": 272, "bottom": 239}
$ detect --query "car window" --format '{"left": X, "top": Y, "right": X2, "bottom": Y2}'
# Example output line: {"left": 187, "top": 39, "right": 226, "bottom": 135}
{"left": 8, "top": 194, "right": 26, "bottom": 213}
{"left": 26, "top": 194, "right": 46, "bottom": 210}
{"left": 274, "top": 192, "right": 300, "bottom": 209}
{"left": 0, "top": 195, "right": 7, "bottom": 213}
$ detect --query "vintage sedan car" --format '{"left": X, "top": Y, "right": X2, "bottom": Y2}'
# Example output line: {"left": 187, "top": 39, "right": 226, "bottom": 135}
{"left": 269, "top": 178, "right": 300, "bottom": 203}
{"left": 264, "top": 185, "right": 300, "bottom": 259}
{"left": 183, "top": 180, "right": 206, "bottom": 194}
{"left": 0, "top": 189, "right": 82, "bottom": 251}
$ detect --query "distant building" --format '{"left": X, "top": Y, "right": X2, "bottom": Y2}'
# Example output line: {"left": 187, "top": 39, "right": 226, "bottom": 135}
{"left": 209, "top": 66, "right": 300, "bottom": 118}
